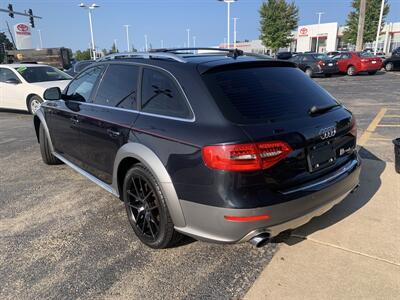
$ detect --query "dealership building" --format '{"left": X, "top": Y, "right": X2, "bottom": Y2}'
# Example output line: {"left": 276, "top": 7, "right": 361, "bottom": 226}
{"left": 221, "top": 22, "right": 400, "bottom": 54}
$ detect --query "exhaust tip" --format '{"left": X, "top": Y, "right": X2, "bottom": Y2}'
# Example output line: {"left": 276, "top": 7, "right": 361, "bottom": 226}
{"left": 249, "top": 233, "right": 270, "bottom": 248}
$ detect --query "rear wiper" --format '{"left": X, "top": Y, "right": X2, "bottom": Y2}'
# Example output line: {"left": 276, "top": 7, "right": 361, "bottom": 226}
{"left": 308, "top": 104, "right": 341, "bottom": 116}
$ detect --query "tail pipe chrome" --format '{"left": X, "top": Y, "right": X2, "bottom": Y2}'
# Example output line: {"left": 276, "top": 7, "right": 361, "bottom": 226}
{"left": 249, "top": 232, "right": 270, "bottom": 248}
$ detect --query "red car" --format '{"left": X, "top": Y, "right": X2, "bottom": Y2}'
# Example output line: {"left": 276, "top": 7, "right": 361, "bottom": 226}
{"left": 333, "top": 52, "right": 383, "bottom": 76}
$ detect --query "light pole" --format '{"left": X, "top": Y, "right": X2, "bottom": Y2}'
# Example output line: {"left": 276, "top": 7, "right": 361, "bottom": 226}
{"left": 37, "top": 29, "right": 43, "bottom": 49}
{"left": 186, "top": 28, "right": 190, "bottom": 48}
{"left": 114, "top": 39, "right": 118, "bottom": 52}
{"left": 233, "top": 17, "right": 239, "bottom": 48}
{"left": 193, "top": 36, "right": 196, "bottom": 48}
{"left": 218, "top": 0, "right": 237, "bottom": 48}
{"left": 161, "top": 39, "right": 164, "bottom": 48}
{"left": 374, "top": 0, "right": 385, "bottom": 55}
{"left": 144, "top": 34, "right": 148, "bottom": 51}
{"left": 316, "top": 12, "right": 324, "bottom": 52}
{"left": 124, "top": 25, "right": 131, "bottom": 52}
{"left": 79, "top": 3, "right": 99, "bottom": 60}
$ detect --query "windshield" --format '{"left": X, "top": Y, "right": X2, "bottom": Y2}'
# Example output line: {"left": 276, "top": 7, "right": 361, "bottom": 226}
{"left": 14, "top": 66, "right": 71, "bottom": 83}
{"left": 313, "top": 54, "right": 330, "bottom": 60}
{"left": 203, "top": 67, "right": 339, "bottom": 124}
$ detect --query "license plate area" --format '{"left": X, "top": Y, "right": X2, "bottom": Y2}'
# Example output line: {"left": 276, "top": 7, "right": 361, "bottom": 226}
{"left": 307, "top": 141, "right": 336, "bottom": 172}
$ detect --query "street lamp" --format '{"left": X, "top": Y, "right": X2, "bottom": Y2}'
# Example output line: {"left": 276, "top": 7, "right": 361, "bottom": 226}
{"left": 186, "top": 28, "right": 190, "bottom": 48}
{"left": 79, "top": 3, "right": 100, "bottom": 60}
{"left": 218, "top": 0, "right": 237, "bottom": 48}
{"left": 233, "top": 17, "right": 239, "bottom": 48}
{"left": 124, "top": 25, "right": 131, "bottom": 52}
{"left": 37, "top": 29, "right": 43, "bottom": 49}
{"left": 316, "top": 12, "right": 324, "bottom": 53}
{"left": 144, "top": 34, "right": 148, "bottom": 51}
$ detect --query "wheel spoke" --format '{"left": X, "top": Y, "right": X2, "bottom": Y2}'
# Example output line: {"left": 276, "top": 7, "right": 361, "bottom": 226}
{"left": 127, "top": 202, "right": 141, "bottom": 210}
{"left": 142, "top": 190, "right": 153, "bottom": 202}
{"left": 147, "top": 218, "right": 156, "bottom": 239}
{"left": 147, "top": 205, "right": 158, "bottom": 211}
{"left": 127, "top": 190, "right": 140, "bottom": 201}
{"left": 131, "top": 177, "right": 140, "bottom": 198}
{"left": 149, "top": 215, "right": 160, "bottom": 232}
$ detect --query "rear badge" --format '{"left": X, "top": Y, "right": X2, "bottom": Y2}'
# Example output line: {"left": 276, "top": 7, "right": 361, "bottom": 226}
{"left": 319, "top": 126, "right": 336, "bottom": 140}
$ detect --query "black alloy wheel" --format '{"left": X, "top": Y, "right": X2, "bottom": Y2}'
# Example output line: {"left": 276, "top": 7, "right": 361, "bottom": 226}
{"left": 123, "top": 164, "right": 181, "bottom": 248}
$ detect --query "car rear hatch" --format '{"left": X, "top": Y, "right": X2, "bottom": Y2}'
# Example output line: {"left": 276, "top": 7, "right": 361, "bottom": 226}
{"left": 201, "top": 63, "right": 357, "bottom": 192}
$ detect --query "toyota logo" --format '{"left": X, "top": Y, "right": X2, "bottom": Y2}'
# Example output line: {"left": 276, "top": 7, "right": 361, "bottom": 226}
{"left": 299, "top": 27, "right": 308, "bottom": 35}
{"left": 17, "top": 24, "right": 29, "bottom": 32}
{"left": 319, "top": 126, "right": 336, "bottom": 140}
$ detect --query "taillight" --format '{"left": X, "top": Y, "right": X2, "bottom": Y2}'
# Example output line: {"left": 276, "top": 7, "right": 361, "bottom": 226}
{"left": 317, "top": 60, "right": 325, "bottom": 66}
{"left": 202, "top": 141, "right": 292, "bottom": 171}
{"left": 350, "top": 117, "right": 357, "bottom": 137}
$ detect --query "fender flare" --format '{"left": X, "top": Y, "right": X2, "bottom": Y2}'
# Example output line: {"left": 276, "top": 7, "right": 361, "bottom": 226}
{"left": 112, "top": 143, "right": 186, "bottom": 227}
{"left": 33, "top": 109, "right": 54, "bottom": 153}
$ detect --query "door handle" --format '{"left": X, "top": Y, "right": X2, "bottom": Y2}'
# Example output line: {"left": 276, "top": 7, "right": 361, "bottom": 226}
{"left": 107, "top": 129, "right": 120, "bottom": 137}
{"left": 70, "top": 115, "right": 79, "bottom": 123}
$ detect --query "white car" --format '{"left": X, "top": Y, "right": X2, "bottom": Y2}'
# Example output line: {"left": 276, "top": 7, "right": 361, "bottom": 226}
{"left": 0, "top": 64, "right": 72, "bottom": 114}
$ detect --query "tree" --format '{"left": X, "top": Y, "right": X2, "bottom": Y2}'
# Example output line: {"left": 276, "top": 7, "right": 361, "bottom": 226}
{"left": 0, "top": 32, "right": 14, "bottom": 63}
{"left": 259, "top": 0, "right": 299, "bottom": 54}
{"left": 343, "top": 0, "right": 390, "bottom": 44}
{"left": 110, "top": 42, "right": 118, "bottom": 53}
{"left": 75, "top": 49, "right": 91, "bottom": 61}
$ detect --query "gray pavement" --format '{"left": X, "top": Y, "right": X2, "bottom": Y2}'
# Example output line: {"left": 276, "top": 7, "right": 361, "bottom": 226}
{"left": 0, "top": 71, "right": 399, "bottom": 299}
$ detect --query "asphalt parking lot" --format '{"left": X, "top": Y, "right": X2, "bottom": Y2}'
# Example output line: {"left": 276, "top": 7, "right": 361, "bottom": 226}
{"left": 1, "top": 71, "right": 399, "bottom": 299}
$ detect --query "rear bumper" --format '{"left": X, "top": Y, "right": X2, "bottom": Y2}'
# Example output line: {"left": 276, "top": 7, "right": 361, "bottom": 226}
{"left": 175, "top": 156, "right": 361, "bottom": 243}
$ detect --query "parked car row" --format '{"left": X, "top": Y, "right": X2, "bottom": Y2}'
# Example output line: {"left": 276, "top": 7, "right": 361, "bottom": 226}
{"left": 279, "top": 47, "right": 400, "bottom": 77}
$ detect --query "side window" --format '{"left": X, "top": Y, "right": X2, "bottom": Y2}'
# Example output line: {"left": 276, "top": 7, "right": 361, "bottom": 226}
{"left": 301, "top": 56, "right": 312, "bottom": 62}
{"left": 65, "top": 66, "right": 104, "bottom": 102}
{"left": 0, "top": 68, "right": 20, "bottom": 83}
{"left": 342, "top": 54, "right": 351, "bottom": 59}
{"left": 332, "top": 54, "right": 342, "bottom": 60}
{"left": 141, "top": 68, "right": 192, "bottom": 119}
{"left": 94, "top": 64, "right": 139, "bottom": 109}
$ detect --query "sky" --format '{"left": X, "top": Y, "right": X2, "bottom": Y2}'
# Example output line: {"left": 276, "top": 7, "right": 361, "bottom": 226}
{"left": 1, "top": 0, "right": 400, "bottom": 52}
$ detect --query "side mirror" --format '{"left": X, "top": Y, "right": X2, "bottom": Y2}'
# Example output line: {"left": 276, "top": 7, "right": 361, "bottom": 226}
{"left": 44, "top": 87, "right": 62, "bottom": 101}
{"left": 5, "top": 78, "right": 20, "bottom": 84}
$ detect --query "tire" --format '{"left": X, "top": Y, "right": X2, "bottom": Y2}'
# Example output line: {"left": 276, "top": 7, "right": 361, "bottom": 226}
{"left": 385, "top": 62, "right": 394, "bottom": 72}
{"left": 39, "top": 123, "right": 61, "bottom": 165}
{"left": 347, "top": 66, "right": 356, "bottom": 76}
{"left": 305, "top": 68, "right": 313, "bottom": 77}
{"left": 123, "top": 164, "right": 182, "bottom": 249}
{"left": 368, "top": 70, "right": 377, "bottom": 75}
{"left": 28, "top": 95, "right": 43, "bottom": 114}
{"left": 324, "top": 74, "right": 332, "bottom": 78}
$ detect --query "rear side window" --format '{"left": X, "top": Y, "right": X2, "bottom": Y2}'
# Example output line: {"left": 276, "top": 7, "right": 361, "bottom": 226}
{"left": 94, "top": 64, "right": 139, "bottom": 109}
{"left": 203, "top": 67, "right": 338, "bottom": 124}
{"left": 141, "top": 68, "right": 192, "bottom": 119}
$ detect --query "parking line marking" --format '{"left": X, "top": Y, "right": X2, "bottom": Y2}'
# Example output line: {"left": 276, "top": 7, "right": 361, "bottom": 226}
{"left": 369, "top": 137, "right": 393, "bottom": 141}
{"left": 376, "top": 124, "right": 400, "bottom": 127}
{"left": 384, "top": 115, "right": 400, "bottom": 118}
{"left": 358, "top": 108, "right": 387, "bottom": 146}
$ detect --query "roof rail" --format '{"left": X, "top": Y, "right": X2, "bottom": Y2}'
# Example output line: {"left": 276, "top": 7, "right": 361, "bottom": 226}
{"left": 97, "top": 51, "right": 187, "bottom": 63}
{"left": 154, "top": 47, "right": 244, "bottom": 58}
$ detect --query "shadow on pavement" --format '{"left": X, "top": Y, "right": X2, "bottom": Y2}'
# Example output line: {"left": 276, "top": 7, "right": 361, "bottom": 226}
{"left": 0, "top": 108, "right": 30, "bottom": 115}
{"left": 277, "top": 147, "right": 386, "bottom": 246}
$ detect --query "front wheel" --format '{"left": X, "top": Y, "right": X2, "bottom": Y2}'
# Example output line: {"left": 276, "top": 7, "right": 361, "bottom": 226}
{"left": 305, "top": 68, "right": 313, "bottom": 77}
{"left": 28, "top": 95, "right": 43, "bottom": 114}
{"left": 39, "top": 123, "right": 61, "bottom": 165}
{"left": 123, "top": 164, "right": 182, "bottom": 249}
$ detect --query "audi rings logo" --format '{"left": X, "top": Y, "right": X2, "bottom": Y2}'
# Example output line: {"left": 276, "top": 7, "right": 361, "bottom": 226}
{"left": 319, "top": 126, "right": 336, "bottom": 140}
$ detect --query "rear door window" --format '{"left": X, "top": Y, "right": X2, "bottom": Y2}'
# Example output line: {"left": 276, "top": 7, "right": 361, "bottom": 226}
{"left": 203, "top": 67, "right": 338, "bottom": 124}
{"left": 140, "top": 68, "right": 192, "bottom": 119}
{"left": 94, "top": 64, "right": 139, "bottom": 109}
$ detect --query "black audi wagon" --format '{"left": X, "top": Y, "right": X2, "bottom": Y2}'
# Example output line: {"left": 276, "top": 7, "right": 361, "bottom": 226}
{"left": 34, "top": 48, "right": 361, "bottom": 248}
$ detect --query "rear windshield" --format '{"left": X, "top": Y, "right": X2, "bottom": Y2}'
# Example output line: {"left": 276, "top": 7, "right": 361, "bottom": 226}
{"left": 203, "top": 67, "right": 339, "bottom": 124}
{"left": 313, "top": 54, "right": 329, "bottom": 60}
